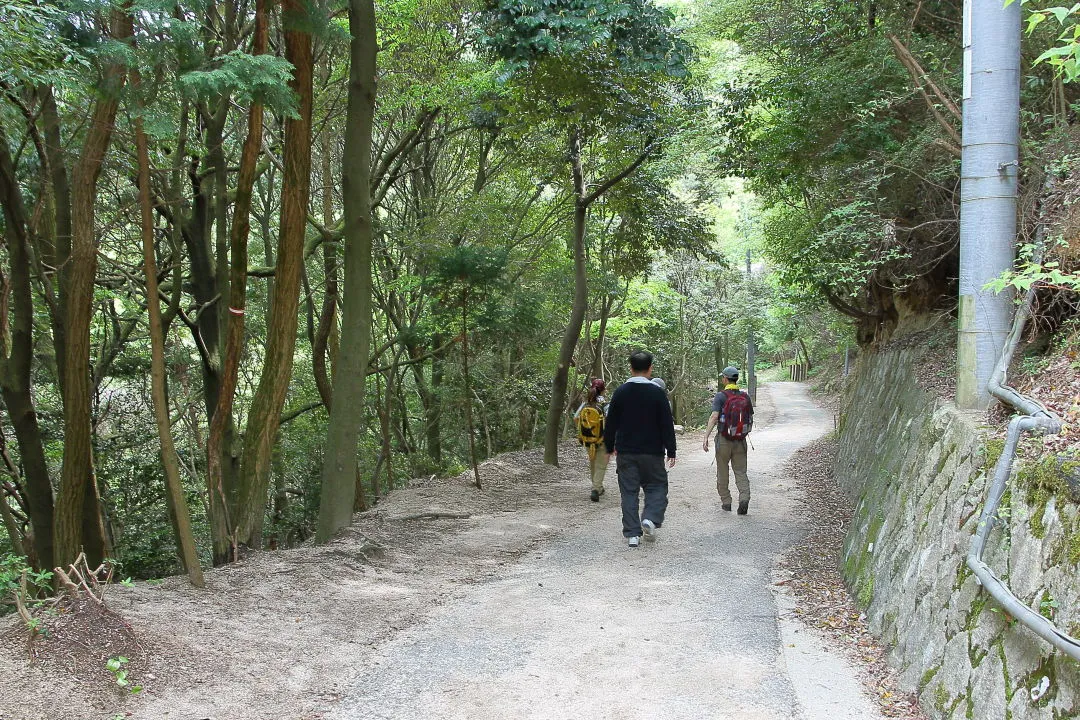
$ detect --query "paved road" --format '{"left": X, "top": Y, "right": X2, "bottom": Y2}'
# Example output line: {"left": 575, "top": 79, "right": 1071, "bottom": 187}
{"left": 333, "top": 383, "right": 881, "bottom": 720}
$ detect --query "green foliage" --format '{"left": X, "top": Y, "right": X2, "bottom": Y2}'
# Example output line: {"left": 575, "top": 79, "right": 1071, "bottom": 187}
{"left": 0, "top": 0, "right": 90, "bottom": 85}
{"left": 178, "top": 51, "right": 300, "bottom": 115}
{"left": 0, "top": 553, "right": 51, "bottom": 617}
{"left": 479, "top": 0, "right": 692, "bottom": 77}
{"left": 479, "top": 0, "right": 697, "bottom": 133}
{"left": 706, "top": 0, "right": 964, "bottom": 337}
{"left": 434, "top": 245, "right": 509, "bottom": 289}
{"left": 105, "top": 656, "right": 142, "bottom": 694}
{"left": 1022, "top": 2, "right": 1080, "bottom": 81}
{"left": 985, "top": 239, "right": 1080, "bottom": 294}
{"left": 765, "top": 200, "right": 912, "bottom": 302}
{"left": 606, "top": 176, "right": 718, "bottom": 277}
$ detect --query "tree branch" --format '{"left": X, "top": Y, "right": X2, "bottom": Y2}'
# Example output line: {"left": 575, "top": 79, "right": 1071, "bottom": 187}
{"left": 582, "top": 141, "right": 658, "bottom": 206}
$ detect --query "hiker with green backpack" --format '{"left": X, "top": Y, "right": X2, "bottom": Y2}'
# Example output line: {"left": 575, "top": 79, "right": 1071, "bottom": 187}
{"left": 574, "top": 378, "right": 609, "bottom": 502}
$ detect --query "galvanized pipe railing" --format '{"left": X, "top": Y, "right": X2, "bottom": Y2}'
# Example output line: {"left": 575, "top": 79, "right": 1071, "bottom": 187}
{"left": 965, "top": 255, "right": 1079, "bottom": 660}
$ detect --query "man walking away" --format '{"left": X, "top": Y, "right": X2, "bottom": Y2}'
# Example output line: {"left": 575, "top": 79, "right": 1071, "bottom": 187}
{"left": 604, "top": 351, "right": 677, "bottom": 547}
{"left": 703, "top": 366, "right": 754, "bottom": 515}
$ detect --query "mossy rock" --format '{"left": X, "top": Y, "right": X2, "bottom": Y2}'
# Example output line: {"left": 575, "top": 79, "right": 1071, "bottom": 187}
{"left": 1058, "top": 455, "right": 1080, "bottom": 500}
{"left": 1017, "top": 454, "right": 1080, "bottom": 541}
{"left": 983, "top": 438, "right": 1006, "bottom": 472}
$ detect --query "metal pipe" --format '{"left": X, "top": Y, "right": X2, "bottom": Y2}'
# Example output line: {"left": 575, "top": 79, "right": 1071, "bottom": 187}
{"left": 965, "top": 235, "right": 1077, "bottom": 659}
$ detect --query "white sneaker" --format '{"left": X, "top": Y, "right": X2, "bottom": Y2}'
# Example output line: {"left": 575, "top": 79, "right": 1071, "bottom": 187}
{"left": 641, "top": 518, "right": 656, "bottom": 542}
{"left": 628, "top": 536, "right": 641, "bottom": 548}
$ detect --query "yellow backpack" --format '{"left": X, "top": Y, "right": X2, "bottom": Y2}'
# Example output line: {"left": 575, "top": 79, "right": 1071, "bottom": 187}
{"left": 576, "top": 404, "right": 604, "bottom": 448}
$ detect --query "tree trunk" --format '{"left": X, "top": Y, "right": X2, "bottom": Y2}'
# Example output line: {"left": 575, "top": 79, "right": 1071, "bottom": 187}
{"left": 543, "top": 131, "right": 589, "bottom": 466}
{"left": 428, "top": 335, "right": 444, "bottom": 463}
{"left": 714, "top": 341, "right": 723, "bottom": 389}
{"left": 462, "top": 298, "right": 481, "bottom": 488}
{"left": 39, "top": 88, "right": 70, "bottom": 378}
{"left": 205, "top": 0, "right": 267, "bottom": 565}
{"left": 53, "top": 10, "right": 129, "bottom": 570}
{"left": 407, "top": 343, "right": 439, "bottom": 462}
{"left": 313, "top": 123, "right": 338, "bottom": 410}
{"left": 0, "top": 130, "right": 54, "bottom": 570}
{"left": 377, "top": 372, "right": 393, "bottom": 494}
{"left": 180, "top": 106, "right": 239, "bottom": 562}
{"left": 133, "top": 75, "right": 205, "bottom": 587}
{"left": 314, "top": 0, "right": 376, "bottom": 542}
{"left": 542, "top": 133, "right": 654, "bottom": 465}
{"left": 589, "top": 294, "right": 612, "bottom": 380}
{"left": 235, "top": 1, "right": 314, "bottom": 549}
{"left": 797, "top": 336, "right": 813, "bottom": 370}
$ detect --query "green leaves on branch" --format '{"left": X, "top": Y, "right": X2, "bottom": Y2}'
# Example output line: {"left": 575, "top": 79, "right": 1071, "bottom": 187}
{"left": 1024, "top": 3, "right": 1080, "bottom": 81}
{"left": 986, "top": 264, "right": 1080, "bottom": 294}
{"left": 0, "top": 0, "right": 91, "bottom": 85}
{"left": 434, "top": 245, "right": 509, "bottom": 288}
{"left": 479, "top": 0, "right": 692, "bottom": 77}
{"left": 984, "top": 238, "right": 1080, "bottom": 294}
{"left": 179, "top": 51, "right": 300, "bottom": 115}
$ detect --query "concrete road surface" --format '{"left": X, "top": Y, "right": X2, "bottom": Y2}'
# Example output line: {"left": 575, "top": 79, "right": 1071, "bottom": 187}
{"left": 333, "top": 382, "right": 884, "bottom": 720}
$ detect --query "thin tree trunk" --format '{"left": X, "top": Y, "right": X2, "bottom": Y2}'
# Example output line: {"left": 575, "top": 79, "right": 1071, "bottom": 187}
{"left": 313, "top": 122, "right": 338, "bottom": 410}
{"left": 543, "top": 131, "right": 589, "bottom": 466}
{"left": 797, "top": 336, "right": 813, "bottom": 370}
{"left": 714, "top": 341, "right": 722, "bottom": 389}
{"left": 462, "top": 298, "right": 481, "bottom": 488}
{"left": 39, "top": 87, "right": 71, "bottom": 376}
{"left": 542, "top": 133, "right": 654, "bottom": 465}
{"left": 54, "top": 9, "right": 130, "bottom": 570}
{"left": 206, "top": 0, "right": 267, "bottom": 565}
{"left": 133, "top": 73, "right": 205, "bottom": 587}
{"left": 315, "top": 0, "right": 376, "bottom": 542}
{"left": 589, "top": 294, "right": 612, "bottom": 380}
{"left": 0, "top": 487, "right": 25, "bottom": 558}
{"left": 428, "top": 335, "right": 444, "bottom": 463}
{"left": 235, "top": 0, "right": 313, "bottom": 549}
{"left": 377, "top": 372, "right": 393, "bottom": 493}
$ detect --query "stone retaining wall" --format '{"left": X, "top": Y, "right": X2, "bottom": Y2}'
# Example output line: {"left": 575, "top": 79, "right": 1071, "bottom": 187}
{"left": 836, "top": 346, "right": 1080, "bottom": 719}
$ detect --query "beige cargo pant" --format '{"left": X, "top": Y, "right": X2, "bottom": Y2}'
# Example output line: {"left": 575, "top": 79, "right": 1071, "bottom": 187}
{"left": 587, "top": 445, "right": 610, "bottom": 494}
{"left": 715, "top": 436, "right": 750, "bottom": 503}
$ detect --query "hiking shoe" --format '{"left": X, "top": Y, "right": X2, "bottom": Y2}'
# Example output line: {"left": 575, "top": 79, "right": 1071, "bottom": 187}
{"left": 721, "top": 503, "right": 732, "bottom": 512}
{"left": 590, "top": 489, "right": 600, "bottom": 502}
{"left": 641, "top": 518, "right": 657, "bottom": 542}
{"left": 738, "top": 501, "right": 749, "bottom": 515}
{"left": 628, "top": 536, "right": 641, "bottom": 548}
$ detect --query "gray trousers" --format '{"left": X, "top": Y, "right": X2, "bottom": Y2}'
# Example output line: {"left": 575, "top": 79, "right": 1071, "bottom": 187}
{"left": 616, "top": 453, "right": 669, "bottom": 538}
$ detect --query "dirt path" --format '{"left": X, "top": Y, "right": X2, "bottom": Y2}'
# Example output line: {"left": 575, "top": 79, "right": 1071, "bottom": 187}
{"left": 331, "top": 382, "right": 883, "bottom": 720}
{"left": 1, "top": 383, "right": 883, "bottom": 720}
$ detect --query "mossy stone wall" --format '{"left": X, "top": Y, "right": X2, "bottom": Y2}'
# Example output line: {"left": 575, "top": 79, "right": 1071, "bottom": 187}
{"left": 836, "top": 348, "right": 1080, "bottom": 719}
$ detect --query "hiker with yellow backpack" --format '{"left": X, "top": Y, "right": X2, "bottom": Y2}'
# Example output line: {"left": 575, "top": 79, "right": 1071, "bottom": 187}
{"left": 574, "top": 378, "right": 609, "bottom": 502}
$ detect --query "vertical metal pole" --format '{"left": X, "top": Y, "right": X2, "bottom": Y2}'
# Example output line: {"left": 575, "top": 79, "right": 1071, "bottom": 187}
{"left": 746, "top": 250, "right": 757, "bottom": 402}
{"left": 957, "top": 0, "right": 1020, "bottom": 410}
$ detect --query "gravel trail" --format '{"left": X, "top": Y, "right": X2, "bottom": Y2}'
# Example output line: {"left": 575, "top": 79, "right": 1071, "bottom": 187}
{"left": 333, "top": 382, "right": 884, "bottom": 720}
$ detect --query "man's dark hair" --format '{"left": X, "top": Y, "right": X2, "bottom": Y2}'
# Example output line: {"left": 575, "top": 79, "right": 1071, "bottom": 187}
{"left": 629, "top": 351, "right": 653, "bottom": 372}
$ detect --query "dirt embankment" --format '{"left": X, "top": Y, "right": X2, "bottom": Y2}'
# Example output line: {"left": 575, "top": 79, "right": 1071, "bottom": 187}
{"left": 0, "top": 445, "right": 594, "bottom": 720}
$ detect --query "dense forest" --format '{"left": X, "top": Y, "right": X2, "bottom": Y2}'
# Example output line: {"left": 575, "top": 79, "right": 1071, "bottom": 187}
{"left": 0, "top": 0, "right": 1077, "bottom": 586}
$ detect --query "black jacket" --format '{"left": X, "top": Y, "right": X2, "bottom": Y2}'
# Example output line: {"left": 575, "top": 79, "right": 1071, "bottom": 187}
{"left": 603, "top": 378, "right": 677, "bottom": 457}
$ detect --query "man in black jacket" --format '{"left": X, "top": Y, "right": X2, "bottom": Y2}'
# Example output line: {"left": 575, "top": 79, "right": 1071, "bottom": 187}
{"left": 604, "top": 351, "right": 677, "bottom": 547}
